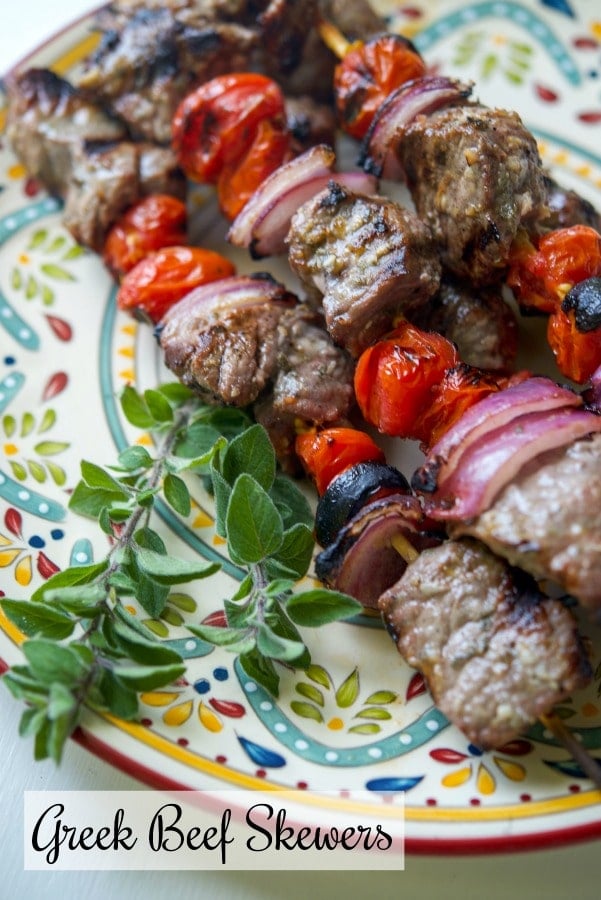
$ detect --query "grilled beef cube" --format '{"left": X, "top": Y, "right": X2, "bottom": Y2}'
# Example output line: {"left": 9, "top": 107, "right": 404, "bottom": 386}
{"left": 318, "top": 0, "right": 385, "bottom": 40}
{"left": 62, "top": 140, "right": 185, "bottom": 252}
{"left": 257, "top": 0, "right": 319, "bottom": 75}
{"left": 397, "top": 105, "right": 549, "bottom": 285}
{"left": 254, "top": 305, "right": 355, "bottom": 470}
{"left": 5, "top": 68, "right": 127, "bottom": 197}
{"left": 285, "top": 96, "right": 338, "bottom": 155}
{"left": 158, "top": 275, "right": 297, "bottom": 407}
{"left": 287, "top": 183, "right": 442, "bottom": 356}
{"left": 451, "top": 433, "right": 601, "bottom": 616}
{"left": 379, "top": 538, "right": 591, "bottom": 749}
{"left": 409, "top": 277, "right": 519, "bottom": 372}
{"left": 77, "top": 7, "right": 257, "bottom": 143}
{"left": 93, "top": 0, "right": 255, "bottom": 31}
{"left": 542, "top": 174, "right": 601, "bottom": 232}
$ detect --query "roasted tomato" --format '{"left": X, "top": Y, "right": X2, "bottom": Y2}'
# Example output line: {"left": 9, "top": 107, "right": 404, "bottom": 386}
{"left": 295, "top": 426, "right": 385, "bottom": 495}
{"left": 217, "top": 118, "right": 292, "bottom": 220}
{"left": 328, "top": 31, "right": 426, "bottom": 140}
{"left": 413, "top": 364, "right": 505, "bottom": 448}
{"left": 172, "top": 73, "right": 288, "bottom": 185}
{"left": 354, "top": 320, "right": 459, "bottom": 437}
{"left": 103, "top": 194, "right": 188, "bottom": 278}
{"left": 507, "top": 225, "right": 601, "bottom": 314}
{"left": 117, "top": 245, "right": 236, "bottom": 323}
{"left": 547, "top": 277, "right": 601, "bottom": 384}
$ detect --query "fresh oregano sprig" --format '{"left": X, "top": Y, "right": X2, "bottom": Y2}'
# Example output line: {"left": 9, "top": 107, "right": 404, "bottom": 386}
{"left": 1, "top": 383, "right": 361, "bottom": 761}
{"left": 191, "top": 422, "right": 362, "bottom": 697}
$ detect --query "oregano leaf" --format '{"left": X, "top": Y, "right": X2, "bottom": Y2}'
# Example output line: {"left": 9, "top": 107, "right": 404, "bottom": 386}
{"left": 225, "top": 474, "right": 283, "bottom": 565}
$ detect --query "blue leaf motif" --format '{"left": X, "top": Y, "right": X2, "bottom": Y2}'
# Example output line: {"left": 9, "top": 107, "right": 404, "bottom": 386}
{"left": 543, "top": 759, "right": 601, "bottom": 779}
{"left": 540, "top": 0, "right": 575, "bottom": 17}
{"left": 237, "top": 735, "right": 287, "bottom": 768}
{"left": 365, "top": 776, "right": 424, "bottom": 793}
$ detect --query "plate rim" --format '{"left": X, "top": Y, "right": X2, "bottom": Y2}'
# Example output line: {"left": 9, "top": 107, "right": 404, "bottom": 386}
{"left": 2, "top": 0, "right": 601, "bottom": 856}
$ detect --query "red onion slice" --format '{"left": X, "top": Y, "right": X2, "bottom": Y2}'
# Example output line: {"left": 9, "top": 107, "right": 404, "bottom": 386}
{"left": 413, "top": 376, "right": 582, "bottom": 493}
{"left": 422, "top": 407, "right": 601, "bottom": 521}
{"left": 586, "top": 364, "right": 601, "bottom": 413}
{"left": 227, "top": 145, "right": 377, "bottom": 258}
{"left": 157, "top": 273, "right": 296, "bottom": 334}
{"left": 360, "top": 76, "right": 473, "bottom": 180}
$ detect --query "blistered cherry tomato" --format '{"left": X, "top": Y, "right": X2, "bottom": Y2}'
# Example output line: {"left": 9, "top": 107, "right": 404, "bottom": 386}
{"left": 172, "top": 73, "right": 287, "bottom": 185}
{"left": 333, "top": 34, "right": 426, "bottom": 140}
{"left": 507, "top": 225, "right": 601, "bottom": 314}
{"left": 217, "top": 118, "right": 292, "bottom": 220}
{"left": 412, "top": 364, "right": 506, "bottom": 448}
{"left": 295, "top": 427, "right": 385, "bottom": 494}
{"left": 103, "top": 194, "right": 187, "bottom": 277}
{"left": 354, "top": 320, "right": 459, "bottom": 438}
{"left": 117, "top": 245, "right": 236, "bottom": 323}
{"left": 547, "top": 277, "right": 601, "bottom": 384}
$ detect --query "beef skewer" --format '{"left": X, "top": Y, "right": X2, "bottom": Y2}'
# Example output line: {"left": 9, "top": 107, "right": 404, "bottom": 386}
{"left": 4, "top": 69, "right": 186, "bottom": 253}
{"left": 296, "top": 429, "right": 600, "bottom": 782}
{"left": 156, "top": 273, "right": 356, "bottom": 472}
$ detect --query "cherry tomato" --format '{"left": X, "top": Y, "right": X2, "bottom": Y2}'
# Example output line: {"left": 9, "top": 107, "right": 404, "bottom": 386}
{"left": 553, "top": 276, "right": 601, "bottom": 384}
{"left": 217, "top": 118, "right": 292, "bottom": 220}
{"left": 507, "top": 225, "right": 601, "bottom": 314}
{"left": 103, "top": 194, "right": 187, "bottom": 278}
{"left": 412, "top": 364, "right": 505, "bottom": 448}
{"left": 334, "top": 34, "right": 426, "bottom": 140}
{"left": 117, "top": 245, "right": 236, "bottom": 323}
{"left": 172, "top": 73, "right": 287, "bottom": 185}
{"left": 295, "top": 427, "right": 385, "bottom": 494}
{"left": 354, "top": 321, "right": 459, "bottom": 437}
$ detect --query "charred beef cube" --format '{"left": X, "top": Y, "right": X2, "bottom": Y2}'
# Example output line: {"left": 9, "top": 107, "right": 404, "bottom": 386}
{"left": 398, "top": 105, "right": 549, "bottom": 285}
{"left": 5, "top": 68, "right": 127, "bottom": 197}
{"left": 451, "top": 432, "right": 601, "bottom": 617}
{"left": 254, "top": 305, "right": 355, "bottom": 470}
{"left": 379, "top": 538, "right": 591, "bottom": 749}
{"left": 409, "top": 276, "right": 519, "bottom": 372}
{"left": 77, "top": 7, "right": 257, "bottom": 144}
{"left": 62, "top": 140, "right": 185, "bottom": 253}
{"left": 285, "top": 96, "right": 338, "bottom": 156}
{"left": 287, "top": 183, "right": 442, "bottom": 356}
{"left": 542, "top": 174, "right": 601, "bottom": 232}
{"left": 157, "top": 274, "right": 297, "bottom": 408}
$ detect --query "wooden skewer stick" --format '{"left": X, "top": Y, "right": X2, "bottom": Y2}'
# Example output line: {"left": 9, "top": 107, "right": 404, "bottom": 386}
{"left": 539, "top": 712, "right": 601, "bottom": 791}
{"left": 388, "top": 536, "right": 601, "bottom": 790}
{"left": 317, "top": 17, "right": 356, "bottom": 60}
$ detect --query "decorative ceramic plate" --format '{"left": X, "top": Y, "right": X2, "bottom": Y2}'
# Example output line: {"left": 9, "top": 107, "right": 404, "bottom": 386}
{"left": 1, "top": 0, "right": 601, "bottom": 854}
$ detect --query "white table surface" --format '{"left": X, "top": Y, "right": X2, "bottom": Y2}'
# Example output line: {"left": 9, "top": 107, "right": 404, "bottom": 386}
{"left": 1, "top": 2, "right": 601, "bottom": 897}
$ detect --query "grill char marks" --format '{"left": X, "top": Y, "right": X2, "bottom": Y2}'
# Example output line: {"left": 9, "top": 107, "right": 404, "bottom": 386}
{"left": 451, "top": 432, "right": 601, "bottom": 616}
{"left": 379, "top": 538, "right": 591, "bottom": 749}
{"left": 397, "top": 105, "right": 549, "bottom": 285}
{"left": 409, "top": 276, "right": 519, "bottom": 372}
{"left": 287, "top": 183, "right": 442, "bottom": 356}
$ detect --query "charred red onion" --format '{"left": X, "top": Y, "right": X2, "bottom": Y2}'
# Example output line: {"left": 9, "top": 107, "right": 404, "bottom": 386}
{"left": 315, "top": 493, "right": 444, "bottom": 609}
{"left": 227, "top": 144, "right": 378, "bottom": 258}
{"left": 586, "top": 364, "right": 601, "bottom": 412}
{"left": 360, "top": 76, "right": 473, "bottom": 180}
{"left": 417, "top": 406, "right": 601, "bottom": 522}
{"left": 413, "top": 376, "right": 582, "bottom": 493}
